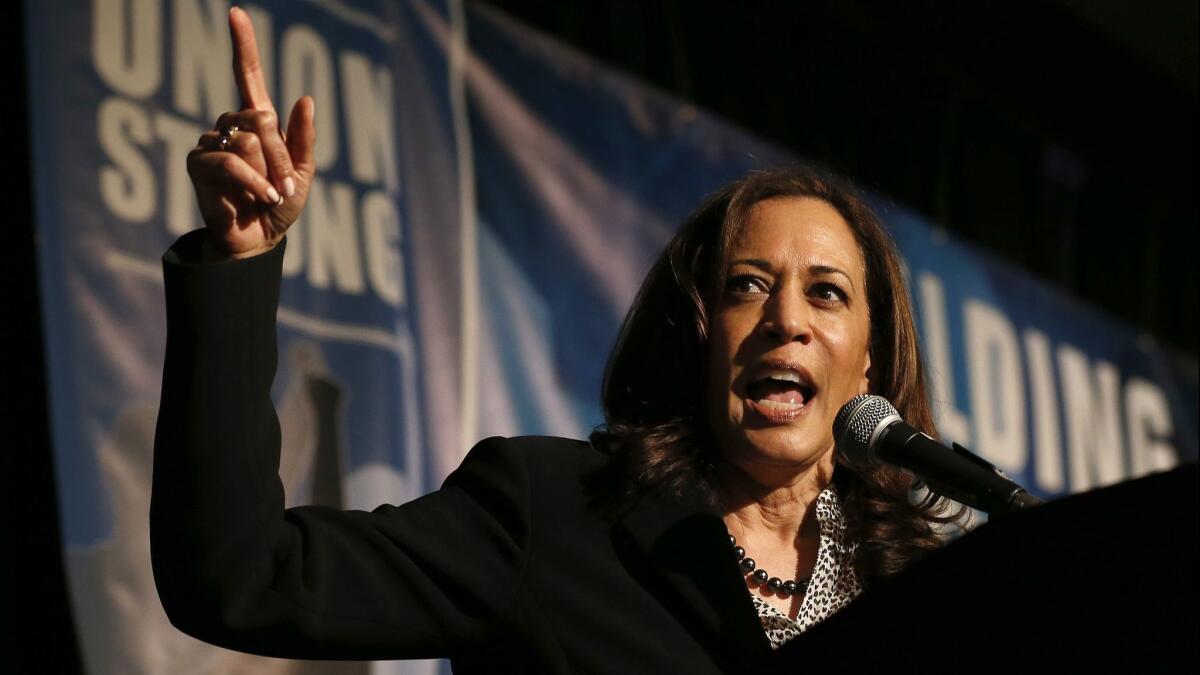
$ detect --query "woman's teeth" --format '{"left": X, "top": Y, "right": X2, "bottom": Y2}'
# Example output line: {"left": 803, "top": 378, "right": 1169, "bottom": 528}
{"left": 747, "top": 379, "right": 812, "bottom": 405}
{"left": 759, "top": 367, "right": 802, "bottom": 383}
{"left": 755, "top": 398, "right": 803, "bottom": 410}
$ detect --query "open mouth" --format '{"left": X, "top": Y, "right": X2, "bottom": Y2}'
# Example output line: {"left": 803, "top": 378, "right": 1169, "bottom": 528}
{"left": 744, "top": 364, "right": 817, "bottom": 422}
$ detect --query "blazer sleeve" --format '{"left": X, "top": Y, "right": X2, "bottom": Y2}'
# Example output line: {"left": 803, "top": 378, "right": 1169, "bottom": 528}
{"left": 150, "top": 230, "right": 531, "bottom": 661}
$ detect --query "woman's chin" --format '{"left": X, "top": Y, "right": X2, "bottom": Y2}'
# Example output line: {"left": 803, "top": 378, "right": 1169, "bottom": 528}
{"left": 712, "top": 398, "right": 835, "bottom": 470}
{"left": 728, "top": 428, "right": 834, "bottom": 471}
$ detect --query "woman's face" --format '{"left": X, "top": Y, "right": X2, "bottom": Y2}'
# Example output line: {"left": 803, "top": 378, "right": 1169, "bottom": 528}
{"left": 707, "top": 196, "right": 872, "bottom": 480}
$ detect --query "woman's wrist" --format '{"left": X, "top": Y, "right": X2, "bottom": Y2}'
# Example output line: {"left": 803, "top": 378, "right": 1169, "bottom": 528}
{"left": 200, "top": 235, "right": 277, "bottom": 262}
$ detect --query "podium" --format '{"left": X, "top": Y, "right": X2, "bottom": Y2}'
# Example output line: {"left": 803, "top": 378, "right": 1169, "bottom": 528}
{"left": 760, "top": 464, "right": 1198, "bottom": 672}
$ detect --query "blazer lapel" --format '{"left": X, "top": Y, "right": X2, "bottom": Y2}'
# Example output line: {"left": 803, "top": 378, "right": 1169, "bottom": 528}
{"left": 614, "top": 490, "right": 771, "bottom": 663}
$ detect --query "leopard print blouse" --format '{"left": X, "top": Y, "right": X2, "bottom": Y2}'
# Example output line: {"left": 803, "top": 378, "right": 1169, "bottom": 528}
{"left": 748, "top": 486, "right": 862, "bottom": 649}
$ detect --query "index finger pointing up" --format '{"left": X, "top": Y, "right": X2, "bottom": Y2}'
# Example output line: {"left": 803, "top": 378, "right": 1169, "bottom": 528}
{"left": 229, "top": 7, "right": 273, "bottom": 111}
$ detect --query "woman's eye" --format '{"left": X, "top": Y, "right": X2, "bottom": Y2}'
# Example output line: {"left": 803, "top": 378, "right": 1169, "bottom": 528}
{"left": 810, "top": 282, "right": 848, "bottom": 304}
{"left": 727, "top": 275, "right": 766, "bottom": 294}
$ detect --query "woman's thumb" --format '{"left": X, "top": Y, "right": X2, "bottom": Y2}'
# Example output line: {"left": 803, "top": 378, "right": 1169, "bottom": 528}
{"left": 286, "top": 96, "right": 316, "bottom": 175}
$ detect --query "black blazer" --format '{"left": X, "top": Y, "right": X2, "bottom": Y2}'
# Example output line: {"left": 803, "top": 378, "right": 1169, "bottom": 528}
{"left": 151, "top": 231, "right": 774, "bottom": 673}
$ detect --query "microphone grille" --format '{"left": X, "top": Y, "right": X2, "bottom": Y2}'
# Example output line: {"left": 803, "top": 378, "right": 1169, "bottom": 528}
{"left": 834, "top": 394, "right": 901, "bottom": 462}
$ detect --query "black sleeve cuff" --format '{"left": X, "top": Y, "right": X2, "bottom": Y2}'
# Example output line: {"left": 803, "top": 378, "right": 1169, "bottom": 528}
{"left": 163, "top": 229, "right": 288, "bottom": 268}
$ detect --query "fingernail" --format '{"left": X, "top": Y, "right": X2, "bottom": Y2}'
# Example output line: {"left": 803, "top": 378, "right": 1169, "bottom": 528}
{"left": 283, "top": 177, "right": 296, "bottom": 198}
{"left": 267, "top": 186, "right": 281, "bottom": 204}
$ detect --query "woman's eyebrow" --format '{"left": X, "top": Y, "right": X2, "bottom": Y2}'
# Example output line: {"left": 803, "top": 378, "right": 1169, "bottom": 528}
{"left": 810, "top": 264, "right": 856, "bottom": 291}
{"left": 729, "top": 258, "right": 773, "bottom": 271}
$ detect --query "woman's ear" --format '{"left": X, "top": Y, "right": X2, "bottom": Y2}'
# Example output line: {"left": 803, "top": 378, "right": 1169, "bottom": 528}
{"left": 859, "top": 351, "right": 873, "bottom": 395}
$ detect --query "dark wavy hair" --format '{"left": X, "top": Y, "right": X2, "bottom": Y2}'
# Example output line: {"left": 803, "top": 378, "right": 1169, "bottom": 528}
{"left": 590, "top": 166, "right": 961, "bottom": 583}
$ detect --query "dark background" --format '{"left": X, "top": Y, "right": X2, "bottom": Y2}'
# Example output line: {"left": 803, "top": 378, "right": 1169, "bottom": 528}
{"left": 496, "top": 0, "right": 1199, "bottom": 355}
{"left": 2, "top": 1, "right": 1195, "bottom": 673}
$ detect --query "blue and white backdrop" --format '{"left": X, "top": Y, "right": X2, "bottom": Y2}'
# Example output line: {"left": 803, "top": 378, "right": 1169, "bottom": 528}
{"left": 24, "top": 1, "right": 1198, "bottom": 673}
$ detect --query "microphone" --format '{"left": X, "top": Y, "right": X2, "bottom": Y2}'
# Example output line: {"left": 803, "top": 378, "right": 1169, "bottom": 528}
{"left": 834, "top": 394, "right": 1043, "bottom": 515}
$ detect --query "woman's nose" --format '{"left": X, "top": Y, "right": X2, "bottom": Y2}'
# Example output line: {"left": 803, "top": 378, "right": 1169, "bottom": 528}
{"left": 758, "top": 290, "right": 812, "bottom": 344}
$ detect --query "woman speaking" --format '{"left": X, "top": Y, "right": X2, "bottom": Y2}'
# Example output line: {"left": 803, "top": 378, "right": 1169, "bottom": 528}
{"left": 152, "top": 8, "right": 955, "bottom": 673}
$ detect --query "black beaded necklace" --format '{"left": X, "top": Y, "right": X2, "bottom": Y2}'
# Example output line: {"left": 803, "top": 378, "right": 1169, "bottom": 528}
{"left": 730, "top": 535, "right": 810, "bottom": 598}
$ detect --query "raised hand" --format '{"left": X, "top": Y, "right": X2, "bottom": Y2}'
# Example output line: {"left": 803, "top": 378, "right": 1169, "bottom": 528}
{"left": 187, "top": 6, "right": 316, "bottom": 260}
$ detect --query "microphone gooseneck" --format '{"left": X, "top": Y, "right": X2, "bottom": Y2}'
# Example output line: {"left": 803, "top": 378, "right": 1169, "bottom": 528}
{"left": 834, "top": 394, "right": 1043, "bottom": 515}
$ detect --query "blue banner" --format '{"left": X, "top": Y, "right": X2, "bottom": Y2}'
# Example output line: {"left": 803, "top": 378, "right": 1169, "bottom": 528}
{"left": 27, "top": 1, "right": 463, "bottom": 673}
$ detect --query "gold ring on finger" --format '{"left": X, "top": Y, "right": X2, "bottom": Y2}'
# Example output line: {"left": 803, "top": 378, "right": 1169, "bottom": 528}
{"left": 217, "top": 124, "right": 240, "bottom": 152}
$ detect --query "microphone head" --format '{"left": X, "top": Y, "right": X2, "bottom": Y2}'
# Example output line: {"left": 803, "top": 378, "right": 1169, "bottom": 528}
{"left": 834, "top": 394, "right": 902, "bottom": 463}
